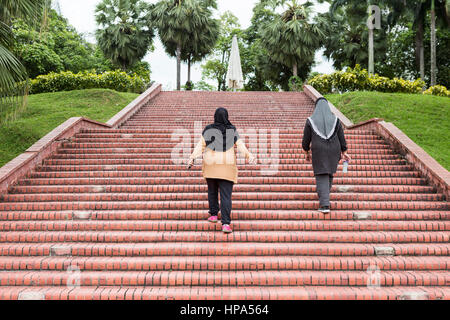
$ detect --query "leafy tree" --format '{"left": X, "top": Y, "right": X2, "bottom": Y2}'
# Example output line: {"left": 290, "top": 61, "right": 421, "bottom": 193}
{"left": 317, "top": 1, "right": 390, "bottom": 73}
{"left": 200, "top": 11, "right": 247, "bottom": 91}
{"left": 201, "top": 59, "right": 228, "bottom": 91}
{"left": 13, "top": 10, "right": 105, "bottom": 77}
{"left": 18, "top": 42, "right": 64, "bottom": 77}
{"left": 259, "top": 0, "right": 326, "bottom": 80}
{"left": 0, "top": 0, "right": 48, "bottom": 122}
{"left": 152, "top": 0, "right": 219, "bottom": 90}
{"left": 322, "top": 0, "right": 449, "bottom": 84}
{"left": 377, "top": 20, "right": 449, "bottom": 87}
{"left": 95, "top": 0, "right": 155, "bottom": 71}
{"left": 194, "top": 80, "right": 215, "bottom": 91}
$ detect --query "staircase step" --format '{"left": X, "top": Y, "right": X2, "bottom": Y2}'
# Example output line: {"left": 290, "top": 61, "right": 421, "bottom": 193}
{"left": 0, "top": 231, "right": 448, "bottom": 243}
{"left": 0, "top": 256, "right": 448, "bottom": 271}
{"left": 0, "top": 243, "right": 448, "bottom": 257}
{"left": 1, "top": 200, "right": 447, "bottom": 211}
{"left": 1, "top": 285, "right": 448, "bottom": 300}
{"left": 16, "top": 177, "right": 430, "bottom": 186}
{"left": 1, "top": 270, "right": 448, "bottom": 287}
{"left": 2, "top": 192, "right": 444, "bottom": 203}
{"left": 8, "top": 184, "right": 436, "bottom": 195}
{"left": 0, "top": 210, "right": 446, "bottom": 221}
{"left": 1, "top": 220, "right": 448, "bottom": 232}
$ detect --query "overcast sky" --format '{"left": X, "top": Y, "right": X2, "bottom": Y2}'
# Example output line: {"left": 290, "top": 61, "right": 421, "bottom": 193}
{"left": 57, "top": 0, "right": 334, "bottom": 90}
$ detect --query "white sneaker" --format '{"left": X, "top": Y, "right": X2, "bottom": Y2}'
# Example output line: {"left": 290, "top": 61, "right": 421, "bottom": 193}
{"left": 318, "top": 206, "right": 330, "bottom": 214}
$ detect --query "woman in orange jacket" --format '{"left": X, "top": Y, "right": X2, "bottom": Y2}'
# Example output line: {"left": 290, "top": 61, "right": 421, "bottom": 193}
{"left": 188, "top": 108, "right": 256, "bottom": 233}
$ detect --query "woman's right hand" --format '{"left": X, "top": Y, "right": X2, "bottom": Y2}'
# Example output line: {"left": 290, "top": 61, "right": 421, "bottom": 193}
{"left": 187, "top": 158, "right": 194, "bottom": 169}
{"left": 304, "top": 150, "right": 311, "bottom": 162}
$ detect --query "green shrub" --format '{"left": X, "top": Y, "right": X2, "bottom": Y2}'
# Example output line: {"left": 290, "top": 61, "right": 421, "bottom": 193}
{"left": 308, "top": 65, "right": 425, "bottom": 94}
{"left": 29, "top": 70, "right": 148, "bottom": 94}
{"left": 423, "top": 85, "right": 450, "bottom": 97}
{"left": 308, "top": 73, "right": 332, "bottom": 94}
{"left": 288, "top": 76, "right": 303, "bottom": 92}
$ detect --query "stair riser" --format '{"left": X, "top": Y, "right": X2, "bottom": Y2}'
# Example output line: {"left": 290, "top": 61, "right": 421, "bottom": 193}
{"left": 60, "top": 143, "right": 393, "bottom": 151}
{"left": 27, "top": 171, "right": 421, "bottom": 179}
{"left": 2, "top": 201, "right": 446, "bottom": 211}
{"left": 17, "top": 177, "right": 429, "bottom": 186}
{"left": 2, "top": 193, "right": 444, "bottom": 202}
{"left": 49, "top": 154, "right": 404, "bottom": 160}
{"left": 1, "top": 221, "right": 448, "bottom": 232}
{"left": 1, "top": 271, "right": 448, "bottom": 287}
{"left": 1, "top": 243, "right": 448, "bottom": 257}
{"left": 0, "top": 256, "right": 448, "bottom": 271}
{"left": 43, "top": 159, "right": 408, "bottom": 166}
{"left": 1, "top": 211, "right": 447, "bottom": 221}
{"left": 0, "top": 231, "right": 448, "bottom": 243}
{"left": 9, "top": 185, "right": 435, "bottom": 195}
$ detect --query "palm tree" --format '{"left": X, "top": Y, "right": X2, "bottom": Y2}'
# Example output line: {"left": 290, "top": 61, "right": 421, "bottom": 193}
{"left": 0, "top": 0, "right": 48, "bottom": 122}
{"left": 162, "top": 1, "right": 219, "bottom": 87}
{"left": 260, "top": 0, "right": 325, "bottom": 78}
{"left": 95, "top": 0, "right": 155, "bottom": 71}
{"left": 152, "top": 0, "right": 218, "bottom": 90}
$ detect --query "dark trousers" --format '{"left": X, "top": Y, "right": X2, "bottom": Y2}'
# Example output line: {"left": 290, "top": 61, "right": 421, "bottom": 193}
{"left": 206, "top": 178, "right": 234, "bottom": 225}
{"left": 315, "top": 174, "right": 334, "bottom": 207}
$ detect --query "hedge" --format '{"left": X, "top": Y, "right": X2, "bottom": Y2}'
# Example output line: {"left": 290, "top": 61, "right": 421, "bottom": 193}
{"left": 423, "top": 85, "right": 450, "bottom": 97}
{"left": 306, "top": 65, "right": 447, "bottom": 95}
{"left": 29, "top": 70, "right": 148, "bottom": 94}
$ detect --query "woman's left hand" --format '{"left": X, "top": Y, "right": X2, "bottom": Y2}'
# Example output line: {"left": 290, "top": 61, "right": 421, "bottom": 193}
{"left": 342, "top": 152, "right": 351, "bottom": 162}
{"left": 248, "top": 155, "right": 257, "bottom": 165}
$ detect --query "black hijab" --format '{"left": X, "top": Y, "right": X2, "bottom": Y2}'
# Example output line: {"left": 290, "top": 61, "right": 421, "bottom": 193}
{"left": 202, "top": 108, "right": 239, "bottom": 152}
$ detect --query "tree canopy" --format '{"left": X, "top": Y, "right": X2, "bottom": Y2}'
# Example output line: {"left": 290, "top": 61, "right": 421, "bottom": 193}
{"left": 95, "top": 0, "right": 155, "bottom": 71}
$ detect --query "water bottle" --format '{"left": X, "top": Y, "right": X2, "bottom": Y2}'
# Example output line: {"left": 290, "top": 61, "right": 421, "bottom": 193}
{"left": 343, "top": 160, "right": 349, "bottom": 173}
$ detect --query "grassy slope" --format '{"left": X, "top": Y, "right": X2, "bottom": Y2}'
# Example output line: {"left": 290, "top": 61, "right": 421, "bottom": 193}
{"left": 326, "top": 92, "right": 450, "bottom": 170}
{"left": 0, "top": 89, "right": 138, "bottom": 168}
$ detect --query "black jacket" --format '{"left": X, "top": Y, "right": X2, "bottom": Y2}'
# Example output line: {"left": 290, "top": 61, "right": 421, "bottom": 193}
{"left": 302, "top": 119, "right": 348, "bottom": 175}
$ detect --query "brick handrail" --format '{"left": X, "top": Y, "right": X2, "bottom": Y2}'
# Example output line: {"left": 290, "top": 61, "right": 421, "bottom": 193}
{"left": 0, "top": 83, "right": 162, "bottom": 195}
{"left": 303, "top": 84, "right": 450, "bottom": 200}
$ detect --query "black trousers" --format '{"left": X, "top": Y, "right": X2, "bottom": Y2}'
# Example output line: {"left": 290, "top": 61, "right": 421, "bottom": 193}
{"left": 206, "top": 178, "right": 234, "bottom": 225}
{"left": 315, "top": 174, "right": 334, "bottom": 207}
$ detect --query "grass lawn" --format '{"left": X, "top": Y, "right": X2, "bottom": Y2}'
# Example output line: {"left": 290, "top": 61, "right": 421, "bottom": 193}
{"left": 0, "top": 89, "right": 138, "bottom": 168}
{"left": 326, "top": 91, "right": 450, "bottom": 170}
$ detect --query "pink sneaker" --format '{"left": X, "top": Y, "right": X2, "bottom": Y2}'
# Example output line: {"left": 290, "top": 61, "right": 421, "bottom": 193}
{"left": 222, "top": 224, "right": 232, "bottom": 234}
{"left": 207, "top": 216, "right": 218, "bottom": 223}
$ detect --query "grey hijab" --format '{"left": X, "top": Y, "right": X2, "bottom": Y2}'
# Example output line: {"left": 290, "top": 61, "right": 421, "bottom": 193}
{"left": 308, "top": 97, "right": 338, "bottom": 140}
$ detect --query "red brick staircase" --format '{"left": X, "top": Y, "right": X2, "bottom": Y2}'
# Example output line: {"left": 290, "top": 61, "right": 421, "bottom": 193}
{"left": 0, "top": 91, "right": 448, "bottom": 300}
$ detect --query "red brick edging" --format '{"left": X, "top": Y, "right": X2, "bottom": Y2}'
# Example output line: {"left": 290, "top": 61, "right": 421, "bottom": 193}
{"left": 0, "top": 83, "right": 162, "bottom": 195}
{"left": 303, "top": 84, "right": 450, "bottom": 200}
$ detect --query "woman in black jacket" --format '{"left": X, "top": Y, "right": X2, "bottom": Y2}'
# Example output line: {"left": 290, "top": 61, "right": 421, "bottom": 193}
{"left": 302, "top": 97, "right": 351, "bottom": 214}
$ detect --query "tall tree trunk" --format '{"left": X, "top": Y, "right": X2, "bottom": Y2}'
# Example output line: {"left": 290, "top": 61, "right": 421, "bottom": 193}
{"left": 176, "top": 42, "right": 181, "bottom": 91}
{"left": 292, "top": 63, "right": 298, "bottom": 77}
{"left": 187, "top": 57, "right": 191, "bottom": 83}
{"left": 415, "top": 18, "right": 425, "bottom": 81}
{"left": 430, "top": 0, "right": 437, "bottom": 86}
{"left": 368, "top": 27, "right": 374, "bottom": 74}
